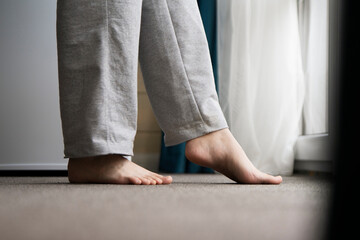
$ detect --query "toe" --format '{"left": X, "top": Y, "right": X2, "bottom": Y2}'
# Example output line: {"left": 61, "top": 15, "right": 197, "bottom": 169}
{"left": 261, "top": 174, "right": 283, "bottom": 184}
{"left": 162, "top": 176, "right": 173, "bottom": 184}
{"left": 128, "top": 177, "right": 142, "bottom": 185}
{"left": 140, "top": 177, "right": 151, "bottom": 185}
{"left": 152, "top": 176, "right": 163, "bottom": 185}
{"left": 273, "top": 175, "right": 283, "bottom": 184}
{"left": 143, "top": 176, "right": 156, "bottom": 185}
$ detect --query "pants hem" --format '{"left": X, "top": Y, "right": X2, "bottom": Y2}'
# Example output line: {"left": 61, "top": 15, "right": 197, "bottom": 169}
{"left": 164, "top": 122, "right": 229, "bottom": 146}
{"left": 63, "top": 141, "right": 134, "bottom": 158}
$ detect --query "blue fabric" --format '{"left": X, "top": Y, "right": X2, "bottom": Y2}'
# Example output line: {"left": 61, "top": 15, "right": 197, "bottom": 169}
{"left": 159, "top": 0, "right": 217, "bottom": 173}
{"left": 197, "top": 0, "right": 218, "bottom": 91}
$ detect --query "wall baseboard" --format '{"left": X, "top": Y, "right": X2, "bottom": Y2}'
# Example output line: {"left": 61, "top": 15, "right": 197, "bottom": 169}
{"left": 294, "top": 160, "right": 333, "bottom": 172}
{"left": 294, "top": 133, "right": 332, "bottom": 172}
{"left": 0, "top": 163, "right": 67, "bottom": 171}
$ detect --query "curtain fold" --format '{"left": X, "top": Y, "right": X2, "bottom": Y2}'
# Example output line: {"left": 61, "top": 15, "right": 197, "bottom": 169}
{"left": 298, "top": 0, "right": 328, "bottom": 134}
{"left": 158, "top": 0, "right": 217, "bottom": 173}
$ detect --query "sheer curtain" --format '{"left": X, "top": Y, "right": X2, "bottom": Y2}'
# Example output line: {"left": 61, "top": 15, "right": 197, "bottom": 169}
{"left": 217, "top": 0, "right": 305, "bottom": 175}
{"left": 298, "top": 0, "right": 328, "bottom": 134}
{"left": 218, "top": 0, "right": 328, "bottom": 175}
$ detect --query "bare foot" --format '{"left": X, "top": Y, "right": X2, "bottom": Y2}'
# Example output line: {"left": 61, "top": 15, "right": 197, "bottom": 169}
{"left": 185, "top": 128, "right": 283, "bottom": 184}
{"left": 67, "top": 154, "right": 173, "bottom": 185}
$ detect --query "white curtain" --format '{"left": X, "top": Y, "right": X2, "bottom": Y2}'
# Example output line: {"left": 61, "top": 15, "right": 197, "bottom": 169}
{"left": 217, "top": 0, "right": 328, "bottom": 175}
{"left": 298, "top": 0, "right": 329, "bottom": 134}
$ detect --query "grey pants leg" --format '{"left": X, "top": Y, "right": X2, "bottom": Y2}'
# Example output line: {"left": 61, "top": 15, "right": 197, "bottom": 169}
{"left": 56, "top": 0, "right": 228, "bottom": 158}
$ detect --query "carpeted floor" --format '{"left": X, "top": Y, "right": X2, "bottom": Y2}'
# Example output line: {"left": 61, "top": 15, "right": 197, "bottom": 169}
{"left": 0, "top": 173, "right": 332, "bottom": 240}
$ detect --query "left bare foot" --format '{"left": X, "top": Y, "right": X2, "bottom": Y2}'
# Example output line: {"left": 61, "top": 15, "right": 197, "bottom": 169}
{"left": 67, "top": 154, "right": 173, "bottom": 185}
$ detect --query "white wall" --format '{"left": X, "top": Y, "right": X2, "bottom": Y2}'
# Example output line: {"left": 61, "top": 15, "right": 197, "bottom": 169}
{"left": 0, "top": 0, "right": 66, "bottom": 170}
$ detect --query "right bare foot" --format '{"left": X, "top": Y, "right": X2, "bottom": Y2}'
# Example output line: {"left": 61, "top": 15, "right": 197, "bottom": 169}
{"left": 67, "top": 154, "right": 173, "bottom": 185}
{"left": 185, "top": 128, "right": 282, "bottom": 184}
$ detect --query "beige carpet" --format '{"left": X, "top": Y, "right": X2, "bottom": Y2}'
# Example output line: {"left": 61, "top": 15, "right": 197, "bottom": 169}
{"left": 0, "top": 173, "right": 332, "bottom": 240}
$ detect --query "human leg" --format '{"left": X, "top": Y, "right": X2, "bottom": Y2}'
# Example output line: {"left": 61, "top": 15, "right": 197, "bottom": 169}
{"left": 139, "top": 0, "right": 228, "bottom": 145}
{"left": 138, "top": 0, "right": 282, "bottom": 184}
{"left": 56, "top": 0, "right": 171, "bottom": 184}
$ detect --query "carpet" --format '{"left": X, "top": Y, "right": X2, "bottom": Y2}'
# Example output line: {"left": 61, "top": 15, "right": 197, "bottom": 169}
{"left": 0, "top": 173, "right": 332, "bottom": 240}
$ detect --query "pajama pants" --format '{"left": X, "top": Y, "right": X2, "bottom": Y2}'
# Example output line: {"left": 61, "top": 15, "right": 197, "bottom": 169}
{"left": 56, "top": 0, "right": 228, "bottom": 158}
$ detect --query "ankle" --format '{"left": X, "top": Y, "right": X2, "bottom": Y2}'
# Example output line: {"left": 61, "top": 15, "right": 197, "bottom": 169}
{"left": 185, "top": 141, "right": 204, "bottom": 161}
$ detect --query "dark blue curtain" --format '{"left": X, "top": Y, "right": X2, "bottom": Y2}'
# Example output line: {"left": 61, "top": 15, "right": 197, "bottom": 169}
{"left": 159, "top": 0, "right": 218, "bottom": 173}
